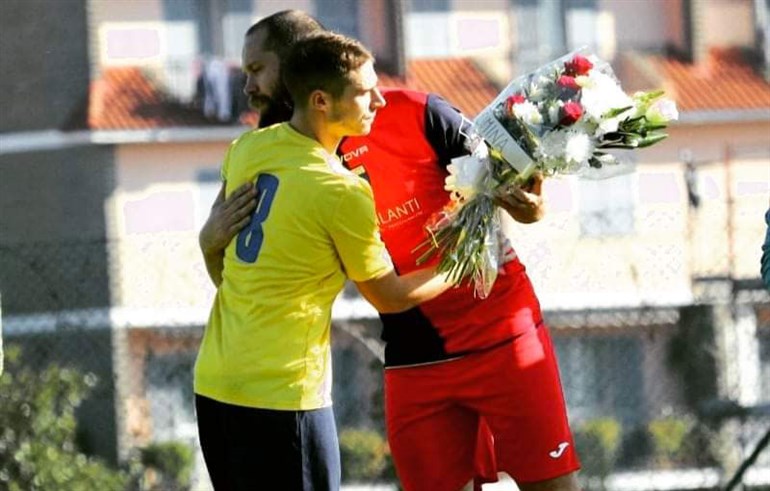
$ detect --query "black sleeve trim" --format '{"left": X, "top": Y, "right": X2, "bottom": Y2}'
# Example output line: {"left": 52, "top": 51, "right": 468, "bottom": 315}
{"left": 424, "top": 93, "right": 473, "bottom": 168}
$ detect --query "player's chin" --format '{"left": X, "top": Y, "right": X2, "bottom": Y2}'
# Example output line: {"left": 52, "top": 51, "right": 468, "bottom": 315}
{"left": 352, "top": 120, "right": 374, "bottom": 136}
{"left": 361, "top": 116, "right": 374, "bottom": 135}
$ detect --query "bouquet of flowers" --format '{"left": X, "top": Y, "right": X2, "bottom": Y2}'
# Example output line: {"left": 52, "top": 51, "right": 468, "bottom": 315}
{"left": 414, "top": 49, "right": 679, "bottom": 298}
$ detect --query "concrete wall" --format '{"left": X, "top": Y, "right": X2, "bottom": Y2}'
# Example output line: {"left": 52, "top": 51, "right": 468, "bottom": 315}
{"left": 0, "top": 145, "right": 116, "bottom": 313}
{"left": 0, "top": 0, "right": 90, "bottom": 131}
{"left": 0, "top": 143, "right": 119, "bottom": 463}
{"left": 106, "top": 140, "right": 229, "bottom": 312}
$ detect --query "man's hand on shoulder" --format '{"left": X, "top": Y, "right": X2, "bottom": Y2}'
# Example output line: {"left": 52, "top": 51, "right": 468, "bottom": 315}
{"left": 199, "top": 182, "right": 258, "bottom": 254}
{"left": 495, "top": 172, "right": 545, "bottom": 224}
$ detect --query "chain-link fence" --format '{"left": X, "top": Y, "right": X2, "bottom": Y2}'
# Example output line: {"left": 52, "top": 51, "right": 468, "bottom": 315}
{"left": 1, "top": 144, "right": 769, "bottom": 491}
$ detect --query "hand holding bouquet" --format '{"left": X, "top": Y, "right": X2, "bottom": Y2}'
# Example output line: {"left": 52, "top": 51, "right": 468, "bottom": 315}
{"left": 414, "top": 49, "right": 678, "bottom": 298}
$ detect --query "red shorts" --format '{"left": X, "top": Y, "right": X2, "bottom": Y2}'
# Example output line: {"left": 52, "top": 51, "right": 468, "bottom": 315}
{"left": 384, "top": 325, "right": 580, "bottom": 491}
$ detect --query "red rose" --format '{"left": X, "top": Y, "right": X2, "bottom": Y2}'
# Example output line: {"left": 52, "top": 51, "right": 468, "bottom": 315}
{"left": 560, "top": 101, "right": 583, "bottom": 126}
{"left": 557, "top": 75, "right": 580, "bottom": 90}
{"left": 504, "top": 94, "right": 526, "bottom": 115}
{"left": 564, "top": 55, "right": 593, "bottom": 76}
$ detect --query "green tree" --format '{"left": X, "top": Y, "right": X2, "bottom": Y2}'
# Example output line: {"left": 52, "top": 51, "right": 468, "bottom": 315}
{"left": 648, "top": 416, "right": 692, "bottom": 467}
{"left": 574, "top": 418, "right": 622, "bottom": 490}
{"left": 139, "top": 441, "right": 194, "bottom": 490}
{"left": 339, "top": 428, "right": 388, "bottom": 482}
{"left": 0, "top": 345, "right": 127, "bottom": 491}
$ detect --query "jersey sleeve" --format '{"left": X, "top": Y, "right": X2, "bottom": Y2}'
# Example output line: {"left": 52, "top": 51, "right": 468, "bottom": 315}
{"left": 220, "top": 140, "right": 236, "bottom": 182}
{"left": 424, "top": 93, "right": 474, "bottom": 167}
{"left": 329, "top": 180, "right": 394, "bottom": 282}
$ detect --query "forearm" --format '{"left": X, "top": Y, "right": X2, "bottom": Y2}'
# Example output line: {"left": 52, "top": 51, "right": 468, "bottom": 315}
{"left": 198, "top": 180, "right": 257, "bottom": 287}
{"left": 201, "top": 241, "right": 225, "bottom": 287}
{"left": 356, "top": 268, "right": 451, "bottom": 314}
{"left": 392, "top": 268, "right": 452, "bottom": 311}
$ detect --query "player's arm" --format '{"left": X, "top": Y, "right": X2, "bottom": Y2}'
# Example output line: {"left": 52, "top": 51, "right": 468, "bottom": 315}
{"left": 199, "top": 181, "right": 257, "bottom": 286}
{"left": 424, "top": 93, "right": 545, "bottom": 224}
{"left": 332, "top": 182, "right": 452, "bottom": 313}
{"left": 354, "top": 268, "right": 451, "bottom": 314}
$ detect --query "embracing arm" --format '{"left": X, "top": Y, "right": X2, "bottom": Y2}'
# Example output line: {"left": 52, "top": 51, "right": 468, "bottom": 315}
{"left": 199, "top": 181, "right": 257, "bottom": 286}
{"left": 354, "top": 268, "right": 452, "bottom": 314}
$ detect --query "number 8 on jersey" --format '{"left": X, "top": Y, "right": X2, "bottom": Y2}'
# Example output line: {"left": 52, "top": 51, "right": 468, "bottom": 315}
{"left": 236, "top": 174, "right": 279, "bottom": 263}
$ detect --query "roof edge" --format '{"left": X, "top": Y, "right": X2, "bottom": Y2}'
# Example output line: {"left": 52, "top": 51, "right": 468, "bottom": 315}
{"left": 676, "top": 108, "right": 770, "bottom": 125}
{"left": 0, "top": 126, "right": 252, "bottom": 155}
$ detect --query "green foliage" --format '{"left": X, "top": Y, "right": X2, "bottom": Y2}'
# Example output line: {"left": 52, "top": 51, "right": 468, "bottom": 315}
{"left": 339, "top": 428, "right": 388, "bottom": 482}
{"left": 666, "top": 306, "right": 719, "bottom": 411}
{"left": 139, "top": 441, "right": 194, "bottom": 490}
{"left": 574, "top": 417, "right": 622, "bottom": 485}
{"left": 0, "top": 344, "right": 127, "bottom": 491}
{"left": 648, "top": 416, "right": 692, "bottom": 467}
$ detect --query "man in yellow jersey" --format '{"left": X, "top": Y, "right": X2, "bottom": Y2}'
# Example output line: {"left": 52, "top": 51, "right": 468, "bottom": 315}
{"left": 200, "top": 11, "right": 582, "bottom": 491}
{"left": 194, "top": 31, "right": 451, "bottom": 491}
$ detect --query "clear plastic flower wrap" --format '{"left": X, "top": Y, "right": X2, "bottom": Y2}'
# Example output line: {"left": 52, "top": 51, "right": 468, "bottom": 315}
{"left": 415, "top": 48, "right": 678, "bottom": 298}
{"left": 414, "top": 135, "right": 507, "bottom": 298}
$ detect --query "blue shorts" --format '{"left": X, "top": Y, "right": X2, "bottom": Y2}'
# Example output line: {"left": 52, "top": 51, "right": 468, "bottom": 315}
{"left": 195, "top": 394, "right": 340, "bottom": 490}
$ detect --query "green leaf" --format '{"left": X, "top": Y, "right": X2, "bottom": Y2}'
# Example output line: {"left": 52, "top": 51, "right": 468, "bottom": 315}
{"left": 604, "top": 105, "right": 634, "bottom": 118}
{"left": 637, "top": 133, "right": 669, "bottom": 148}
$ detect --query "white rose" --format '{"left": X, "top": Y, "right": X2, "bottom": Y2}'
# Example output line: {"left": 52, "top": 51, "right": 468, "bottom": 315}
{"left": 513, "top": 101, "right": 544, "bottom": 126}
{"left": 580, "top": 71, "right": 633, "bottom": 122}
{"left": 646, "top": 98, "right": 679, "bottom": 123}
{"left": 445, "top": 155, "right": 489, "bottom": 201}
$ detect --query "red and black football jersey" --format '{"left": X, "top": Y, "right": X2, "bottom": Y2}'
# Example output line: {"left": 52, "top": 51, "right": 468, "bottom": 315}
{"left": 340, "top": 88, "right": 543, "bottom": 367}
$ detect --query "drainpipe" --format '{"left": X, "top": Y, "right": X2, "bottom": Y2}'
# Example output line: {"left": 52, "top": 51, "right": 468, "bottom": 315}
{"left": 683, "top": 0, "right": 707, "bottom": 63}
{"left": 387, "top": 0, "right": 407, "bottom": 78}
{"left": 754, "top": 0, "right": 770, "bottom": 80}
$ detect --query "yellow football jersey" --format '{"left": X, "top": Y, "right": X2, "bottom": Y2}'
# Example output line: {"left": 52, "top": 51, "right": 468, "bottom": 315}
{"left": 194, "top": 123, "right": 392, "bottom": 410}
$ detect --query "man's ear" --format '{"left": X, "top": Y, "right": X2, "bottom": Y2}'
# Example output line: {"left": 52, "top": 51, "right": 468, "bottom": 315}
{"left": 309, "top": 90, "right": 331, "bottom": 113}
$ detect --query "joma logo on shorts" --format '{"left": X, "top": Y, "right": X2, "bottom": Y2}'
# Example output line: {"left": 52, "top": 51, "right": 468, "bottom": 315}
{"left": 342, "top": 145, "right": 369, "bottom": 162}
{"left": 548, "top": 442, "right": 570, "bottom": 458}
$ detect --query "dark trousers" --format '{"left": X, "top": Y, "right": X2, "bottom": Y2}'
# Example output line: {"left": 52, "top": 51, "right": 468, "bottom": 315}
{"left": 195, "top": 394, "right": 341, "bottom": 491}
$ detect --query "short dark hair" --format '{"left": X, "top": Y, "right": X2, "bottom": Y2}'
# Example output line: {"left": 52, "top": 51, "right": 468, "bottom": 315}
{"left": 282, "top": 32, "right": 374, "bottom": 109}
{"left": 245, "top": 10, "right": 324, "bottom": 59}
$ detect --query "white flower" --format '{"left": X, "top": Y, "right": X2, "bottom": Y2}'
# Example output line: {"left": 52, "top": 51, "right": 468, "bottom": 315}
{"left": 535, "top": 130, "right": 594, "bottom": 172}
{"left": 646, "top": 98, "right": 679, "bottom": 123}
{"left": 547, "top": 101, "right": 563, "bottom": 126}
{"left": 564, "top": 132, "right": 594, "bottom": 167}
{"left": 445, "top": 155, "right": 489, "bottom": 202}
{"left": 595, "top": 116, "right": 621, "bottom": 136}
{"left": 513, "top": 101, "right": 543, "bottom": 126}
{"left": 527, "top": 75, "right": 551, "bottom": 102}
{"left": 579, "top": 70, "right": 634, "bottom": 122}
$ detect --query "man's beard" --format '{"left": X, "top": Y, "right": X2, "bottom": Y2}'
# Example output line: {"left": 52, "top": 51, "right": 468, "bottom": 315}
{"left": 254, "top": 86, "right": 294, "bottom": 128}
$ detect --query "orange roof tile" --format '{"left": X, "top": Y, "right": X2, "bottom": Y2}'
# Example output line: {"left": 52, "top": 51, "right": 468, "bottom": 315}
{"left": 89, "top": 67, "right": 214, "bottom": 130}
{"left": 645, "top": 48, "right": 770, "bottom": 112}
{"left": 89, "top": 58, "right": 499, "bottom": 130}
{"left": 379, "top": 58, "right": 499, "bottom": 117}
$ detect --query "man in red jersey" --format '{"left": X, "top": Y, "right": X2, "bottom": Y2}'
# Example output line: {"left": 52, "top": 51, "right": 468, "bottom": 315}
{"left": 199, "top": 10, "right": 581, "bottom": 491}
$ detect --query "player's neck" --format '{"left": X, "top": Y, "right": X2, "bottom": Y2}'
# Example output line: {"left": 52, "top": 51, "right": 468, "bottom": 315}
{"left": 289, "top": 112, "right": 340, "bottom": 155}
